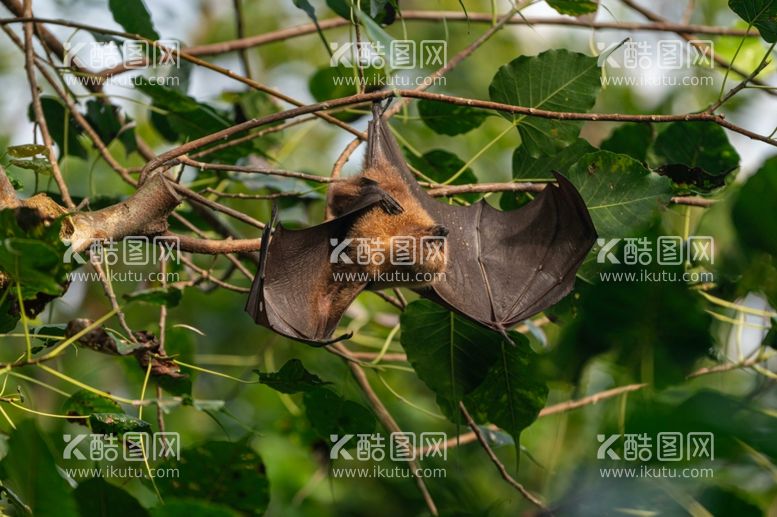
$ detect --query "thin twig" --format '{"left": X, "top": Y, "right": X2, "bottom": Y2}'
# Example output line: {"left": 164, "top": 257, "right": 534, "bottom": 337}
{"left": 332, "top": 343, "right": 439, "bottom": 516}
{"left": 459, "top": 402, "right": 546, "bottom": 510}
{"left": 20, "top": 0, "right": 74, "bottom": 209}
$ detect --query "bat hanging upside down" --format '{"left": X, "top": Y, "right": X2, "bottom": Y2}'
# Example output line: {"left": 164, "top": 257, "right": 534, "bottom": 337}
{"left": 246, "top": 102, "right": 597, "bottom": 346}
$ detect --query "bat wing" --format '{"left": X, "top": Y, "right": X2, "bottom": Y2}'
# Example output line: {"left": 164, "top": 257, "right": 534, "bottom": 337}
{"left": 245, "top": 196, "right": 385, "bottom": 345}
{"left": 366, "top": 102, "right": 597, "bottom": 332}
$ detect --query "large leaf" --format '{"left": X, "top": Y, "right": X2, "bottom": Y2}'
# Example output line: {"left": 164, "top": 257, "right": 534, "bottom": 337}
{"left": 0, "top": 420, "right": 79, "bottom": 517}
{"left": 565, "top": 151, "right": 673, "bottom": 279}
{"left": 733, "top": 156, "right": 777, "bottom": 256}
{"left": 108, "top": 0, "right": 160, "bottom": 40}
{"left": 157, "top": 440, "right": 269, "bottom": 515}
{"left": 303, "top": 388, "right": 375, "bottom": 437}
{"left": 400, "top": 300, "right": 500, "bottom": 405}
{"left": 653, "top": 121, "right": 740, "bottom": 192}
{"left": 489, "top": 50, "right": 601, "bottom": 157}
{"left": 601, "top": 123, "right": 654, "bottom": 162}
{"left": 74, "top": 478, "right": 149, "bottom": 517}
{"left": 463, "top": 334, "right": 548, "bottom": 444}
{"left": 255, "top": 359, "right": 330, "bottom": 394}
{"left": 417, "top": 100, "right": 488, "bottom": 136}
{"left": 729, "top": 0, "right": 777, "bottom": 42}
{"left": 512, "top": 138, "right": 596, "bottom": 179}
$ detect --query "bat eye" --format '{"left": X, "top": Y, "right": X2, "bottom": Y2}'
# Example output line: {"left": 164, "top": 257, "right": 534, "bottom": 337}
{"left": 431, "top": 225, "right": 449, "bottom": 237}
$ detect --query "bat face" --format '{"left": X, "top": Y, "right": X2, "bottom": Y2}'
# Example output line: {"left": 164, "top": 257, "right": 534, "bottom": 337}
{"left": 245, "top": 102, "right": 597, "bottom": 345}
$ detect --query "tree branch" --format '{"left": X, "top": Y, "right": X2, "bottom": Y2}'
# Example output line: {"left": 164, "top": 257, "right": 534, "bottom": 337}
{"left": 459, "top": 402, "right": 546, "bottom": 510}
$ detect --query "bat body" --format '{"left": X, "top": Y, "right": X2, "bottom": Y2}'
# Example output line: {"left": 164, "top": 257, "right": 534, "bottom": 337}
{"left": 246, "top": 102, "right": 597, "bottom": 345}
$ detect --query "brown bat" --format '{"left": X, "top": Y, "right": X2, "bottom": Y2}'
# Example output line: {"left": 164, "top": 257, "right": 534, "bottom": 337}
{"left": 246, "top": 102, "right": 597, "bottom": 345}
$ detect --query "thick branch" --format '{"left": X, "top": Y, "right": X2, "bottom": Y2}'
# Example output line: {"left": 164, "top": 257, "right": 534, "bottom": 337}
{"left": 66, "top": 173, "right": 181, "bottom": 252}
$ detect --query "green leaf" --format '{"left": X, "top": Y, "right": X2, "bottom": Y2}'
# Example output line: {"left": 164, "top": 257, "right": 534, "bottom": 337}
{"left": 108, "top": 0, "right": 160, "bottom": 40}
{"left": 0, "top": 420, "right": 80, "bottom": 517}
{"left": 733, "top": 156, "right": 777, "bottom": 256}
{"left": 151, "top": 499, "right": 241, "bottom": 517}
{"left": 512, "top": 138, "right": 596, "bottom": 180}
{"left": 489, "top": 50, "right": 601, "bottom": 157}
{"left": 74, "top": 477, "right": 149, "bottom": 517}
{"left": 10, "top": 157, "right": 52, "bottom": 175}
{"left": 63, "top": 390, "right": 124, "bottom": 420}
{"left": 0, "top": 237, "right": 65, "bottom": 297}
{"left": 255, "top": 359, "right": 330, "bottom": 394}
{"left": 653, "top": 122, "right": 740, "bottom": 191}
{"left": 136, "top": 80, "right": 254, "bottom": 162}
{"left": 27, "top": 97, "right": 86, "bottom": 160}
{"left": 400, "top": 300, "right": 500, "bottom": 405}
{"left": 32, "top": 323, "right": 67, "bottom": 346}
{"left": 156, "top": 440, "right": 270, "bottom": 516}
{"left": 303, "top": 388, "right": 375, "bottom": 437}
{"left": 463, "top": 334, "right": 548, "bottom": 444}
{"left": 123, "top": 286, "right": 182, "bottom": 307}
{"left": 417, "top": 100, "right": 488, "bottom": 135}
{"left": 353, "top": 7, "right": 395, "bottom": 55}
{"left": 729, "top": 0, "right": 777, "bottom": 42}
{"left": 7, "top": 143, "right": 47, "bottom": 158}
{"left": 308, "top": 65, "right": 384, "bottom": 121}
{"left": 601, "top": 123, "right": 653, "bottom": 162}
{"left": 85, "top": 100, "right": 122, "bottom": 144}
{"left": 89, "top": 413, "right": 152, "bottom": 435}
{"left": 406, "top": 149, "right": 478, "bottom": 201}
{"left": 546, "top": 0, "right": 599, "bottom": 16}
{"left": 565, "top": 151, "right": 673, "bottom": 280}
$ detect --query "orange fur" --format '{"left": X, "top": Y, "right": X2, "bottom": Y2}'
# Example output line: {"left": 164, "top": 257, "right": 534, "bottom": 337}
{"left": 340, "top": 158, "right": 448, "bottom": 286}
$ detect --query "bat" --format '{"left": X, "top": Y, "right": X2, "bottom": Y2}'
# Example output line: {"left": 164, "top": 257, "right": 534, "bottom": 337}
{"left": 246, "top": 102, "right": 597, "bottom": 345}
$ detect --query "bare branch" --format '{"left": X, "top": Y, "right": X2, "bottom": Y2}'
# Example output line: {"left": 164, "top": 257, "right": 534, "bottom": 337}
{"left": 21, "top": 0, "right": 74, "bottom": 209}
{"left": 66, "top": 173, "right": 181, "bottom": 252}
{"left": 459, "top": 402, "right": 546, "bottom": 510}
{"left": 331, "top": 343, "right": 439, "bottom": 516}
